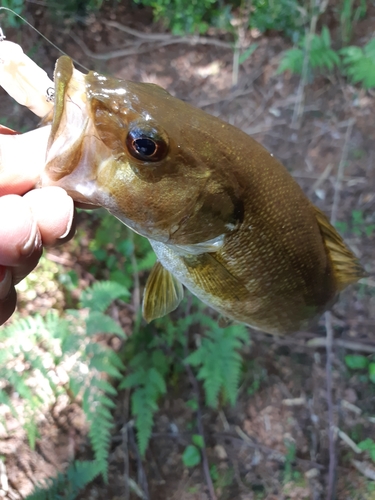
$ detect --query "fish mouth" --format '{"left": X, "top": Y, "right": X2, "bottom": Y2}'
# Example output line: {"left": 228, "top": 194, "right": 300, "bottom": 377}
{"left": 41, "top": 56, "right": 108, "bottom": 207}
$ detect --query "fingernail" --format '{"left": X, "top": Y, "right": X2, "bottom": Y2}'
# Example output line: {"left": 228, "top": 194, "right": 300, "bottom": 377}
{"left": 0, "top": 266, "right": 12, "bottom": 300}
{"left": 58, "top": 201, "right": 74, "bottom": 240}
{"left": 20, "top": 219, "right": 39, "bottom": 256}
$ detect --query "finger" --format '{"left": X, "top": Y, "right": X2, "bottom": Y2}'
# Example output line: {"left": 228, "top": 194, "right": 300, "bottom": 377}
{"left": 24, "top": 187, "right": 75, "bottom": 246}
{"left": 0, "top": 194, "right": 42, "bottom": 267}
{"left": 0, "top": 266, "right": 17, "bottom": 326}
{"left": 11, "top": 246, "right": 43, "bottom": 285}
{"left": 0, "top": 266, "right": 12, "bottom": 300}
{"left": 0, "top": 281, "right": 17, "bottom": 325}
{"left": 0, "top": 126, "right": 50, "bottom": 196}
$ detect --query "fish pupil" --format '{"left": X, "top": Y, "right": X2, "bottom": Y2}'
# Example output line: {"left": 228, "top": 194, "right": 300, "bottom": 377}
{"left": 133, "top": 138, "right": 156, "bottom": 157}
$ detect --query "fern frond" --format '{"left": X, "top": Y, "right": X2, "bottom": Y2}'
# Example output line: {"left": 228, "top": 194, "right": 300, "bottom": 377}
{"left": 120, "top": 364, "right": 167, "bottom": 455}
{"left": 82, "top": 381, "right": 115, "bottom": 480}
{"left": 131, "top": 386, "right": 158, "bottom": 455}
{"left": 186, "top": 324, "right": 248, "bottom": 408}
{"left": 340, "top": 38, "right": 375, "bottom": 89}
{"left": 80, "top": 281, "right": 129, "bottom": 312}
{"left": 86, "top": 311, "right": 126, "bottom": 338}
{"left": 277, "top": 27, "right": 339, "bottom": 77}
{"left": 25, "top": 460, "right": 101, "bottom": 500}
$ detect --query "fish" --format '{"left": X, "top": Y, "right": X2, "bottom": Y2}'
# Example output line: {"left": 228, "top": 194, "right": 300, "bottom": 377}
{"left": 3, "top": 52, "right": 366, "bottom": 335}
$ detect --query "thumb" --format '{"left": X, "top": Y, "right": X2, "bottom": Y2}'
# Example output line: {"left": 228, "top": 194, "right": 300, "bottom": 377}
{"left": 0, "top": 126, "right": 51, "bottom": 196}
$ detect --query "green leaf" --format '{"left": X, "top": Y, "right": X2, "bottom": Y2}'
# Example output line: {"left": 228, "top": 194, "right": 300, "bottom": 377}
{"left": 185, "top": 324, "right": 247, "bottom": 407}
{"left": 25, "top": 460, "right": 101, "bottom": 499}
{"left": 192, "top": 434, "right": 204, "bottom": 449}
{"left": 344, "top": 354, "right": 369, "bottom": 370}
{"left": 81, "top": 281, "right": 129, "bottom": 312}
{"left": 186, "top": 399, "right": 199, "bottom": 411}
{"left": 86, "top": 311, "right": 125, "bottom": 338}
{"left": 358, "top": 438, "right": 375, "bottom": 451}
{"left": 239, "top": 43, "right": 258, "bottom": 65}
{"left": 182, "top": 445, "right": 201, "bottom": 467}
{"left": 277, "top": 48, "right": 303, "bottom": 75}
{"left": 368, "top": 363, "right": 375, "bottom": 384}
{"left": 340, "top": 39, "right": 375, "bottom": 89}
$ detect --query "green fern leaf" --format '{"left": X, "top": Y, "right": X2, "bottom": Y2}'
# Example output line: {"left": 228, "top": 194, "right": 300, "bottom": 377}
{"left": 81, "top": 281, "right": 129, "bottom": 312}
{"left": 86, "top": 311, "right": 125, "bottom": 338}
{"left": 82, "top": 384, "right": 115, "bottom": 480}
{"left": 25, "top": 460, "right": 101, "bottom": 500}
{"left": 121, "top": 362, "right": 167, "bottom": 455}
{"left": 365, "top": 38, "right": 375, "bottom": 59}
{"left": 277, "top": 48, "right": 303, "bottom": 75}
{"left": 185, "top": 324, "right": 248, "bottom": 408}
{"left": 131, "top": 387, "right": 158, "bottom": 455}
{"left": 340, "top": 38, "right": 375, "bottom": 89}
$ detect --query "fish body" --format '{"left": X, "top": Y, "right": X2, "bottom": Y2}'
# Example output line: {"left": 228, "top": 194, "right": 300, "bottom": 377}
{"left": 41, "top": 56, "right": 365, "bottom": 334}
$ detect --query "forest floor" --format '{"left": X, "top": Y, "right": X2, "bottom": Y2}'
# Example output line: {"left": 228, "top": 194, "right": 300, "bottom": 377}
{"left": 1, "top": 2, "right": 375, "bottom": 499}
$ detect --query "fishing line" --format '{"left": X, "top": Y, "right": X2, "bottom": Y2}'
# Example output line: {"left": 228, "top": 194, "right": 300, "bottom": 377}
{"left": 0, "top": 6, "right": 90, "bottom": 72}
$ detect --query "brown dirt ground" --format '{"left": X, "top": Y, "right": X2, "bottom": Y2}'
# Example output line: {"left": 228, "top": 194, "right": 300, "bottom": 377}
{"left": 1, "top": 1, "right": 375, "bottom": 499}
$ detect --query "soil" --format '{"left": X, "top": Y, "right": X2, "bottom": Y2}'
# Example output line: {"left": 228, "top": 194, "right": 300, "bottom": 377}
{"left": 0, "top": 1, "right": 375, "bottom": 499}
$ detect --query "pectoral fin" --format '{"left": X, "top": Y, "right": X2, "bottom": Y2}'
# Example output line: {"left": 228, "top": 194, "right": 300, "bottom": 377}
{"left": 172, "top": 234, "right": 225, "bottom": 256}
{"left": 142, "top": 261, "right": 184, "bottom": 322}
{"left": 182, "top": 253, "right": 249, "bottom": 301}
{"left": 314, "top": 206, "right": 367, "bottom": 290}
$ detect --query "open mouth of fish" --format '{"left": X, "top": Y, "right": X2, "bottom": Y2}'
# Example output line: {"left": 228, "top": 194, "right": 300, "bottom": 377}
{"left": 0, "top": 44, "right": 113, "bottom": 208}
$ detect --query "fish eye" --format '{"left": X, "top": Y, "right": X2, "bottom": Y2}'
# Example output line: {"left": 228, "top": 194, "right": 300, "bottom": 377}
{"left": 126, "top": 126, "right": 168, "bottom": 162}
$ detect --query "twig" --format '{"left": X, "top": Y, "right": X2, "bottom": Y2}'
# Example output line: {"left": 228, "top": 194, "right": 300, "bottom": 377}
{"left": 307, "top": 337, "right": 375, "bottom": 353}
{"left": 335, "top": 427, "right": 362, "bottom": 454}
{"left": 129, "top": 424, "right": 150, "bottom": 500}
{"left": 325, "top": 311, "right": 336, "bottom": 500}
{"left": 184, "top": 344, "right": 217, "bottom": 500}
{"left": 351, "top": 460, "right": 375, "bottom": 481}
{"left": 330, "top": 118, "right": 355, "bottom": 225}
{"left": 232, "top": 0, "right": 253, "bottom": 87}
{"left": 69, "top": 29, "right": 233, "bottom": 61}
{"left": 122, "top": 422, "right": 130, "bottom": 500}
{"left": 291, "top": 0, "right": 329, "bottom": 128}
{"left": 151, "top": 429, "right": 326, "bottom": 471}
{"left": 233, "top": 426, "right": 325, "bottom": 470}
{"left": 104, "top": 19, "right": 233, "bottom": 48}
{"left": 324, "top": 117, "right": 355, "bottom": 499}
{"left": 309, "top": 163, "right": 333, "bottom": 195}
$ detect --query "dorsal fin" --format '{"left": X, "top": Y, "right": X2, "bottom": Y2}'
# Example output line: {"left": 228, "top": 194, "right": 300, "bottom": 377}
{"left": 314, "top": 206, "right": 367, "bottom": 290}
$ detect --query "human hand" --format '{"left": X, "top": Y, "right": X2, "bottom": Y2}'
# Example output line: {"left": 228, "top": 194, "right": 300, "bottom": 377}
{"left": 0, "top": 125, "right": 75, "bottom": 324}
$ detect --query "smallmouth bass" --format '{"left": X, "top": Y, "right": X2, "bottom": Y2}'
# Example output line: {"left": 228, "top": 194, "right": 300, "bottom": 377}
{"left": 34, "top": 56, "right": 365, "bottom": 334}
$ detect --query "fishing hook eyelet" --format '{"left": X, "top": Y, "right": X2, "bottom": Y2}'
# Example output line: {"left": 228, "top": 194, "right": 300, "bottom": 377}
{"left": 46, "top": 87, "right": 55, "bottom": 102}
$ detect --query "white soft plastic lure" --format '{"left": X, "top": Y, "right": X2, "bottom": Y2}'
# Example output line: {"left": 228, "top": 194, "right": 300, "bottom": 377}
{"left": 0, "top": 38, "right": 54, "bottom": 117}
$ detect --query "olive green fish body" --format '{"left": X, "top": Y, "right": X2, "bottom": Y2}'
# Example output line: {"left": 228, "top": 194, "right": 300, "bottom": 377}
{"left": 41, "top": 56, "right": 365, "bottom": 335}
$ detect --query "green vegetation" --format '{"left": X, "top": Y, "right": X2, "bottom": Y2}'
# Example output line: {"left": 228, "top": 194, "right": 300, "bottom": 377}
{"left": 0, "top": 279, "right": 128, "bottom": 496}
{"left": 182, "top": 439, "right": 202, "bottom": 468}
{"left": 2, "top": 0, "right": 375, "bottom": 90}
{"left": 357, "top": 438, "right": 375, "bottom": 462}
{"left": 340, "top": 38, "right": 375, "bottom": 90}
{"left": 0, "top": 212, "right": 251, "bottom": 496}
{"left": 277, "top": 26, "right": 340, "bottom": 79}
{"left": 335, "top": 209, "right": 375, "bottom": 239}
{"left": 25, "top": 461, "right": 102, "bottom": 500}
{"left": 345, "top": 354, "right": 375, "bottom": 384}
